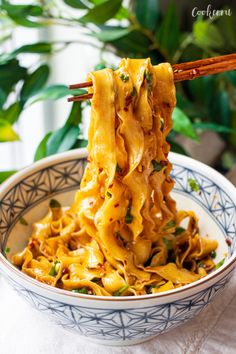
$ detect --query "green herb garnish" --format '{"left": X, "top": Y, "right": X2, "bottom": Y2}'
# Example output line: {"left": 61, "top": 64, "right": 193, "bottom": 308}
{"left": 120, "top": 73, "right": 129, "bottom": 82}
{"left": 211, "top": 250, "right": 217, "bottom": 259}
{"left": 19, "top": 217, "right": 28, "bottom": 226}
{"left": 4, "top": 247, "right": 10, "bottom": 254}
{"left": 215, "top": 258, "right": 225, "bottom": 270}
{"left": 144, "top": 71, "right": 153, "bottom": 93}
{"left": 163, "top": 238, "right": 173, "bottom": 250}
{"left": 188, "top": 178, "right": 200, "bottom": 192}
{"left": 116, "top": 163, "right": 123, "bottom": 175}
{"left": 151, "top": 160, "right": 163, "bottom": 172}
{"left": 147, "top": 282, "right": 165, "bottom": 293}
{"left": 160, "top": 118, "right": 164, "bottom": 131}
{"left": 72, "top": 287, "right": 89, "bottom": 294}
{"left": 49, "top": 199, "right": 61, "bottom": 208}
{"left": 113, "top": 285, "right": 129, "bottom": 296}
{"left": 49, "top": 260, "right": 61, "bottom": 276}
{"left": 125, "top": 201, "right": 133, "bottom": 224}
{"left": 131, "top": 86, "right": 137, "bottom": 97}
{"left": 106, "top": 191, "right": 112, "bottom": 198}
{"left": 164, "top": 220, "right": 176, "bottom": 230}
{"left": 116, "top": 230, "right": 122, "bottom": 238}
{"left": 174, "top": 227, "right": 186, "bottom": 235}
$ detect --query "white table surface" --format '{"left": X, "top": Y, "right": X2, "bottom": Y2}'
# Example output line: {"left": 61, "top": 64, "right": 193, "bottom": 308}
{"left": 1, "top": 272, "right": 236, "bottom": 354}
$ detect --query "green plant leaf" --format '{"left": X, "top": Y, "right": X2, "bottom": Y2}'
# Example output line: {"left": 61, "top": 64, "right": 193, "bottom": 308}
{"left": 30, "top": 85, "right": 86, "bottom": 104}
{"left": 46, "top": 125, "right": 69, "bottom": 156}
{"left": 187, "top": 75, "right": 216, "bottom": 111}
{"left": 0, "top": 102, "right": 22, "bottom": 124}
{"left": 14, "top": 42, "right": 53, "bottom": 55}
{"left": 135, "top": 0, "right": 159, "bottom": 32}
{"left": 216, "top": 13, "right": 236, "bottom": 50}
{"left": 0, "top": 89, "right": 7, "bottom": 109}
{"left": 0, "top": 170, "right": 17, "bottom": 184}
{"left": 93, "top": 27, "right": 131, "bottom": 42}
{"left": 20, "top": 64, "right": 50, "bottom": 104}
{"left": 57, "top": 126, "right": 80, "bottom": 153}
{"left": 63, "top": 0, "right": 88, "bottom": 9}
{"left": 172, "top": 107, "right": 198, "bottom": 140}
{"left": 73, "top": 138, "right": 88, "bottom": 148}
{"left": 226, "top": 71, "right": 236, "bottom": 86}
{"left": 46, "top": 124, "right": 80, "bottom": 156}
{"left": 1, "top": 1, "right": 43, "bottom": 28}
{"left": 114, "top": 6, "right": 129, "bottom": 20}
{"left": 193, "top": 122, "right": 236, "bottom": 134}
{"left": 66, "top": 101, "right": 83, "bottom": 126}
{"left": 209, "top": 90, "right": 231, "bottom": 129}
{"left": 79, "top": 0, "right": 122, "bottom": 24}
{"left": 34, "top": 132, "right": 52, "bottom": 161}
{"left": 193, "top": 20, "right": 224, "bottom": 49}
{"left": 0, "top": 42, "right": 53, "bottom": 65}
{"left": 0, "top": 119, "right": 20, "bottom": 142}
{"left": 0, "top": 59, "right": 27, "bottom": 96}
{"left": 156, "top": 3, "right": 179, "bottom": 56}
{"left": 112, "top": 30, "right": 151, "bottom": 56}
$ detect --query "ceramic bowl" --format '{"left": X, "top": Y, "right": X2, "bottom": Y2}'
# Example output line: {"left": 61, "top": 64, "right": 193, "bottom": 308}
{"left": 0, "top": 149, "right": 235, "bottom": 346}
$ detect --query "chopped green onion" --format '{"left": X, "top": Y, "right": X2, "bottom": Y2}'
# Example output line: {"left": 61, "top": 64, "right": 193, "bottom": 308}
{"left": 72, "top": 287, "right": 89, "bottom": 294}
{"left": 49, "top": 199, "right": 61, "bottom": 208}
{"left": 116, "top": 164, "right": 123, "bottom": 175}
{"left": 4, "top": 247, "right": 10, "bottom": 254}
{"left": 160, "top": 118, "right": 165, "bottom": 131}
{"left": 106, "top": 191, "right": 112, "bottom": 198}
{"left": 116, "top": 230, "right": 125, "bottom": 244}
{"left": 215, "top": 258, "right": 225, "bottom": 270}
{"left": 164, "top": 220, "right": 176, "bottom": 230}
{"left": 151, "top": 160, "right": 163, "bottom": 172}
{"left": 144, "top": 71, "right": 153, "bottom": 93}
{"left": 19, "top": 217, "right": 28, "bottom": 226}
{"left": 113, "top": 285, "right": 129, "bottom": 296}
{"left": 211, "top": 250, "right": 217, "bottom": 259}
{"left": 174, "top": 227, "right": 186, "bottom": 235}
{"left": 163, "top": 238, "right": 173, "bottom": 250}
{"left": 188, "top": 178, "right": 200, "bottom": 192}
{"left": 120, "top": 73, "right": 129, "bottom": 82}
{"left": 116, "top": 230, "right": 123, "bottom": 238}
{"left": 125, "top": 201, "right": 133, "bottom": 224}
{"left": 49, "top": 260, "right": 61, "bottom": 276}
{"left": 131, "top": 87, "right": 137, "bottom": 97}
{"left": 198, "top": 262, "right": 205, "bottom": 268}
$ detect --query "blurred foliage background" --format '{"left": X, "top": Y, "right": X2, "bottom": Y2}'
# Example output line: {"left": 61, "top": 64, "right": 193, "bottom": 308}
{"left": 0, "top": 0, "right": 236, "bottom": 182}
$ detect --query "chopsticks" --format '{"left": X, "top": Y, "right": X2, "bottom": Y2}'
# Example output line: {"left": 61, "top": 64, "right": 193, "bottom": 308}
{"left": 68, "top": 54, "right": 236, "bottom": 102}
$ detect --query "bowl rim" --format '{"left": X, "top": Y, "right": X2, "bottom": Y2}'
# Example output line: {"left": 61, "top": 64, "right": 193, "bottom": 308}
{"left": 0, "top": 149, "right": 236, "bottom": 302}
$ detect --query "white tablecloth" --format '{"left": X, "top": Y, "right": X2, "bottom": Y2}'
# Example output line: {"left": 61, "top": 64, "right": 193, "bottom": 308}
{"left": 1, "top": 273, "right": 236, "bottom": 354}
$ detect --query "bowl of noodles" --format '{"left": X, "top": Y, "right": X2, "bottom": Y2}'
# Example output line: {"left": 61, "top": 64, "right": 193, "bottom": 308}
{"left": 0, "top": 149, "right": 235, "bottom": 346}
{"left": 0, "top": 58, "right": 236, "bottom": 346}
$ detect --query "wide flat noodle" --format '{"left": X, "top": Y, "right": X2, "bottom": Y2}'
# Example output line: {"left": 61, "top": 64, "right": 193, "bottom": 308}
{"left": 12, "top": 58, "right": 218, "bottom": 296}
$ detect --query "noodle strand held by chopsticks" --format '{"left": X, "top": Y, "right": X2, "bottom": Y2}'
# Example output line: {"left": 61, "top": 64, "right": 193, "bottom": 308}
{"left": 12, "top": 58, "right": 218, "bottom": 296}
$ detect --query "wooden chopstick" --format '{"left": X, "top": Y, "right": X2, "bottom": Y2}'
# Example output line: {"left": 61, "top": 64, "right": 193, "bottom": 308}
{"left": 68, "top": 54, "right": 236, "bottom": 102}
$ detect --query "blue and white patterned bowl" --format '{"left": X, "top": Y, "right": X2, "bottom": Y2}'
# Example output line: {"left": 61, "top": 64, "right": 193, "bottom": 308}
{"left": 0, "top": 149, "right": 236, "bottom": 346}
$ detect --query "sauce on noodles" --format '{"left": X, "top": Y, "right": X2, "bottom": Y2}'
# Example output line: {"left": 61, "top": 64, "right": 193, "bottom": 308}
{"left": 12, "top": 58, "right": 218, "bottom": 296}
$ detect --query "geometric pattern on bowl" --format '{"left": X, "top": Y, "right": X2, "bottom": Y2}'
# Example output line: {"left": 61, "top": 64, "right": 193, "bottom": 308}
{"left": 6, "top": 273, "right": 231, "bottom": 342}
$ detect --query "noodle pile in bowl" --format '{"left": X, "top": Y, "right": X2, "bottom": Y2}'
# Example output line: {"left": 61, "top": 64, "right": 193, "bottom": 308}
{"left": 12, "top": 58, "right": 218, "bottom": 296}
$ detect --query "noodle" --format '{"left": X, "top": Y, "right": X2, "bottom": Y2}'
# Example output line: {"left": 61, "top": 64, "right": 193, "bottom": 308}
{"left": 12, "top": 58, "right": 218, "bottom": 296}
